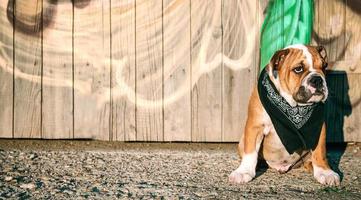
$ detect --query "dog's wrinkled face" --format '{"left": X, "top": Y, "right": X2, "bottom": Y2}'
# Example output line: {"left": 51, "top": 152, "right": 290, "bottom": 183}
{"left": 267, "top": 44, "right": 328, "bottom": 106}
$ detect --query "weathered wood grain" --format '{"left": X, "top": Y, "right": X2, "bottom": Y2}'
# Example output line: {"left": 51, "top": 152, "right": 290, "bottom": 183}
{"left": 42, "top": 0, "right": 73, "bottom": 139}
{"left": 0, "top": 1, "right": 13, "bottom": 138}
{"left": 13, "top": 0, "right": 42, "bottom": 138}
{"left": 343, "top": 73, "right": 361, "bottom": 142}
{"left": 135, "top": 0, "right": 163, "bottom": 141}
{"left": 191, "top": 0, "right": 222, "bottom": 142}
{"left": 329, "top": 60, "right": 361, "bottom": 73}
{"left": 222, "top": 0, "right": 257, "bottom": 142}
{"left": 345, "top": 0, "right": 361, "bottom": 60}
{"left": 73, "top": 0, "right": 111, "bottom": 140}
{"left": 343, "top": 0, "right": 361, "bottom": 142}
{"left": 111, "top": 0, "right": 136, "bottom": 141}
{"left": 313, "top": 0, "right": 346, "bottom": 61}
{"left": 163, "top": 0, "right": 191, "bottom": 141}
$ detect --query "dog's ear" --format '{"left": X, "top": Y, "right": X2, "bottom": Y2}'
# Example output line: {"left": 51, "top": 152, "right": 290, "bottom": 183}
{"left": 316, "top": 46, "right": 328, "bottom": 71}
{"left": 269, "top": 49, "right": 289, "bottom": 78}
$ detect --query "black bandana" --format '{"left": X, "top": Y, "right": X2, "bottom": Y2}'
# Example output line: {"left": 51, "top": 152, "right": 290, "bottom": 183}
{"left": 258, "top": 69, "right": 324, "bottom": 154}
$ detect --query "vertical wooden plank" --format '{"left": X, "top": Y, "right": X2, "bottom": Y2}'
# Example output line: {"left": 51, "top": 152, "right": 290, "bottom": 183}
{"left": 135, "top": 0, "right": 163, "bottom": 141}
{"left": 343, "top": 0, "right": 361, "bottom": 142}
{"left": 344, "top": 72, "right": 361, "bottom": 142}
{"left": 222, "top": 0, "right": 257, "bottom": 142}
{"left": 313, "top": 0, "right": 346, "bottom": 62}
{"left": 42, "top": 0, "right": 73, "bottom": 138}
{"left": 191, "top": 0, "right": 222, "bottom": 142}
{"left": 345, "top": 0, "right": 361, "bottom": 60}
{"left": 0, "top": 1, "right": 13, "bottom": 138}
{"left": 163, "top": 0, "right": 191, "bottom": 141}
{"left": 257, "top": 0, "right": 269, "bottom": 75}
{"left": 111, "top": 0, "right": 136, "bottom": 141}
{"left": 13, "top": 0, "right": 42, "bottom": 138}
{"left": 316, "top": 0, "right": 348, "bottom": 143}
{"left": 73, "top": 0, "right": 111, "bottom": 140}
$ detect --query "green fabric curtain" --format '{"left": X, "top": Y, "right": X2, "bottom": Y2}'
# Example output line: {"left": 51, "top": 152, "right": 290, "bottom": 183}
{"left": 260, "top": 0, "right": 314, "bottom": 70}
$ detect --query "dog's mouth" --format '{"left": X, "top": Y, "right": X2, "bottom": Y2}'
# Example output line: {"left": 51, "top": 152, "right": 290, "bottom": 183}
{"left": 293, "top": 86, "right": 326, "bottom": 104}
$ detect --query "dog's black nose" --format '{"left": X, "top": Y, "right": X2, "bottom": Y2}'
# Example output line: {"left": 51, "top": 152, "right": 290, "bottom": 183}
{"left": 309, "top": 75, "right": 323, "bottom": 89}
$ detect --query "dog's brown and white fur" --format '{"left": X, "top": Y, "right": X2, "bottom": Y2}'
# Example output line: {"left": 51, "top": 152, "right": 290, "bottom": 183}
{"left": 229, "top": 44, "right": 340, "bottom": 186}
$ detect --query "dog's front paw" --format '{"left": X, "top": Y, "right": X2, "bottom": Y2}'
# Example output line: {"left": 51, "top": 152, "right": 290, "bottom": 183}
{"left": 229, "top": 170, "right": 254, "bottom": 184}
{"left": 314, "top": 167, "right": 340, "bottom": 186}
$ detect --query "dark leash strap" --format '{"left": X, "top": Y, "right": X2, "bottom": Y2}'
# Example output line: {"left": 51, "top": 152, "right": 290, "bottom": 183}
{"left": 284, "top": 150, "right": 311, "bottom": 174}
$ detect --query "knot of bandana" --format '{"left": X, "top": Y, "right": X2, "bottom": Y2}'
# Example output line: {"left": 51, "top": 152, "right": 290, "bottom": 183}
{"left": 258, "top": 69, "right": 324, "bottom": 154}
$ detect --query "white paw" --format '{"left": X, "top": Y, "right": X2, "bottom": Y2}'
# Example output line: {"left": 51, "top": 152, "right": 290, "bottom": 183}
{"left": 314, "top": 167, "right": 340, "bottom": 186}
{"left": 229, "top": 170, "right": 254, "bottom": 184}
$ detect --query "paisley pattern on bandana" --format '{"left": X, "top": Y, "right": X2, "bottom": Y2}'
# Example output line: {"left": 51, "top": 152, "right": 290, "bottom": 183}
{"left": 261, "top": 74, "right": 316, "bottom": 129}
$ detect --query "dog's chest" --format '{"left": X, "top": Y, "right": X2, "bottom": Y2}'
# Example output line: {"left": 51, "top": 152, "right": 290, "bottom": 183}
{"left": 261, "top": 109, "right": 302, "bottom": 169}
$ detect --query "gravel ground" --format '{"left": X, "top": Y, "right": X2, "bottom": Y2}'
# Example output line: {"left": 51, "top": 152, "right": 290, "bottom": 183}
{"left": 0, "top": 140, "right": 360, "bottom": 199}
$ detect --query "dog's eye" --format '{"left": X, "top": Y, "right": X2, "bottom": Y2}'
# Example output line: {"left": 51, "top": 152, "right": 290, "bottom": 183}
{"left": 293, "top": 66, "right": 304, "bottom": 74}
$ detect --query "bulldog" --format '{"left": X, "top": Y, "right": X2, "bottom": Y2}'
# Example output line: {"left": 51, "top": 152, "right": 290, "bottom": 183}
{"left": 229, "top": 44, "right": 340, "bottom": 186}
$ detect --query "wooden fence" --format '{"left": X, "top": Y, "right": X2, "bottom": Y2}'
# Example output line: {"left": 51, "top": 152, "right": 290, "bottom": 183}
{"left": 0, "top": 0, "right": 360, "bottom": 142}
